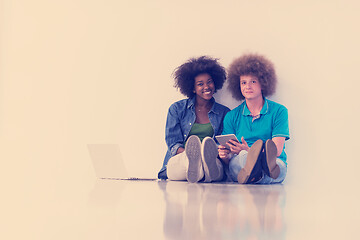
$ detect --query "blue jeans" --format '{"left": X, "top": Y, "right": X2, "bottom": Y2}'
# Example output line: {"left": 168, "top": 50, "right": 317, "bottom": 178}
{"left": 228, "top": 150, "right": 287, "bottom": 184}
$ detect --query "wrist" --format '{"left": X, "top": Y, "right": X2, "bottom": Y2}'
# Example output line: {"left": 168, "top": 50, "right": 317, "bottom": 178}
{"left": 227, "top": 152, "right": 234, "bottom": 160}
{"left": 219, "top": 156, "right": 230, "bottom": 165}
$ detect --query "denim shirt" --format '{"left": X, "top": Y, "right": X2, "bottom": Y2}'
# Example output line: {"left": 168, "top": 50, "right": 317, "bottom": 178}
{"left": 158, "top": 97, "right": 230, "bottom": 179}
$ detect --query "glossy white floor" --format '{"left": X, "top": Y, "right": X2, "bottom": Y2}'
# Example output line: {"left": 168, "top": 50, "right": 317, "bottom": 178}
{"left": 9, "top": 173, "right": 359, "bottom": 240}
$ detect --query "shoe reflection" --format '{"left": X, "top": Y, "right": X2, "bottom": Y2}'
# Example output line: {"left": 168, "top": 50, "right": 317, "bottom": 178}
{"left": 158, "top": 181, "right": 286, "bottom": 239}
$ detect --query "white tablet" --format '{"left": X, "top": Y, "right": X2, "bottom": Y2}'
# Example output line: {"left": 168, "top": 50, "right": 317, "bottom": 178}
{"left": 215, "top": 134, "right": 239, "bottom": 149}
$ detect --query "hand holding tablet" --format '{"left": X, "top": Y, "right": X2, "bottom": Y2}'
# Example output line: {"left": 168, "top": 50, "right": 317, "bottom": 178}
{"left": 215, "top": 134, "right": 240, "bottom": 149}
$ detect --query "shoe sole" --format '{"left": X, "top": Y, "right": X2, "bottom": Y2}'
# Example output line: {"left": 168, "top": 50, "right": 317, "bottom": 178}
{"left": 201, "top": 137, "right": 220, "bottom": 183}
{"left": 264, "top": 140, "right": 280, "bottom": 179}
{"left": 185, "top": 136, "right": 202, "bottom": 183}
{"left": 237, "top": 140, "right": 263, "bottom": 184}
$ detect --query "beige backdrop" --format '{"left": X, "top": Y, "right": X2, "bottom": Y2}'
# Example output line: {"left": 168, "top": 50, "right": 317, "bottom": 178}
{"left": 1, "top": 0, "right": 359, "bottom": 237}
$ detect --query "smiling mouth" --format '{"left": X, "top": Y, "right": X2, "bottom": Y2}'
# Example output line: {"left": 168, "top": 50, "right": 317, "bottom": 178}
{"left": 203, "top": 90, "right": 212, "bottom": 94}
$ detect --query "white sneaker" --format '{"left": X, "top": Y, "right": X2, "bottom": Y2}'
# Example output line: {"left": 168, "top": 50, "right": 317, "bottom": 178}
{"left": 185, "top": 135, "right": 203, "bottom": 183}
{"left": 201, "top": 137, "right": 223, "bottom": 182}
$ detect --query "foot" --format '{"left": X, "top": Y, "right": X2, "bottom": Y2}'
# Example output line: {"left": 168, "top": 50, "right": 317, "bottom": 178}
{"left": 237, "top": 139, "right": 264, "bottom": 184}
{"left": 201, "top": 137, "right": 222, "bottom": 182}
{"left": 262, "top": 139, "right": 280, "bottom": 179}
{"left": 185, "top": 135, "right": 203, "bottom": 183}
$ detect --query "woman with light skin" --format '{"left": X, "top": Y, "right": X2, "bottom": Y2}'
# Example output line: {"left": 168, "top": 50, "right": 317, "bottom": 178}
{"left": 218, "top": 54, "right": 290, "bottom": 184}
{"left": 158, "top": 56, "right": 230, "bottom": 183}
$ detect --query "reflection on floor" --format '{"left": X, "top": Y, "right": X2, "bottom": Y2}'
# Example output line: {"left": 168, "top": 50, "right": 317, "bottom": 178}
{"left": 84, "top": 179, "right": 360, "bottom": 240}
{"left": 158, "top": 181, "right": 286, "bottom": 240}
{"left": 21, "top": 177, "right": 359, "bottom": 240}
{"left": 85, "top": 180, "right": 287, "bottom": 239}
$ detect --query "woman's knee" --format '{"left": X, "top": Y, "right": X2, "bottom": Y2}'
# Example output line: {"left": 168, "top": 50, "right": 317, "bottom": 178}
{"left": 166, "top": 153, "right": 188, "bottom": 181}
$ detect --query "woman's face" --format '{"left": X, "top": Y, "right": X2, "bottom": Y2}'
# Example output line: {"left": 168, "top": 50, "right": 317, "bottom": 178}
{"left": 240, "top": 75, "right": 262, "bottom": 101}
{"left": 194, "top": 73, "right": 215, "bottom": 101}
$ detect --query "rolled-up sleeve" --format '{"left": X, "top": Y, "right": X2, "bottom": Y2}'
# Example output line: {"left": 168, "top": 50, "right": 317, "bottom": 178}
{"left": 165, "top": 104, "right": 185, "bottom": 157}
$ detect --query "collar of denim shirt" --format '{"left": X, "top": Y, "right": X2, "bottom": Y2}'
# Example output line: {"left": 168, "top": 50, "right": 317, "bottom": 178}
{"left": 187, "top": 97, "right": 220, "bottom": 114}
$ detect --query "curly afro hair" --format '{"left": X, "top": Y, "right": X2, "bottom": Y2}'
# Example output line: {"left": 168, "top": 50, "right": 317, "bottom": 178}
{"left": 173, "top": 56, "right": 226, "bottom": 98}
{"left": 227, "top": 53, "right": 277, "bottom": 101}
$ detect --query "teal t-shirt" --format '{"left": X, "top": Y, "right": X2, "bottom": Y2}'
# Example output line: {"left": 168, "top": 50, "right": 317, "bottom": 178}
{"left": 222, "top": 98, "right": 290, "bottom": 164}
{"left": 188, "top": 122, "right": 214, "bottom": 142}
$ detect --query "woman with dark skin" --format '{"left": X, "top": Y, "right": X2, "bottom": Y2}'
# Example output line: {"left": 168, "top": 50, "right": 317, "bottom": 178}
{"left": 158, "top": 56, "right": 230, "bottom": 183}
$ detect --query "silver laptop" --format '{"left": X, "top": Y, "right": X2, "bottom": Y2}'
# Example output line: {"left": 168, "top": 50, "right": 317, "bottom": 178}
{"left": 87, "top": 144, "right": 156, "bottom": 181}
